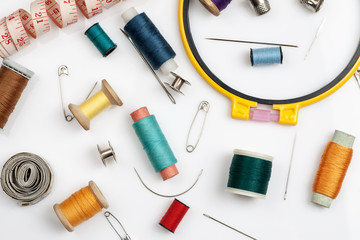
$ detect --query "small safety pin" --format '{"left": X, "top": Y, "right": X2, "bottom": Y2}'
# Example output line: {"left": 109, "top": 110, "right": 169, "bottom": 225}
{"left": 58, "top": 65, "right": 74, "bottom": 122}
{"left": 120, "top": 28, "right": 176, "bottom": 104}
{"left": 354, "top": 70, "right": 360, "bottom": 88}
{"left": 186, "top": 101, "right": 210, "bottom": 153}
{"left": 104, "top": 211, "right": 131, "bottom": 240}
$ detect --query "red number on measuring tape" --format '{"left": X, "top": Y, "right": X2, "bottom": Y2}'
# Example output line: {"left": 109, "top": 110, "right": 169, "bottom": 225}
{"left": 1, "top": 33, "right": 9, "bottom": 39}
{"left": 35, "top": 12, "right": 42, "bottom": 18}
{"left": 17, "top": 37, "right": 25, "bottom": 46}
{"left": 53, "top": 8, "right": 60, "bottom": 14}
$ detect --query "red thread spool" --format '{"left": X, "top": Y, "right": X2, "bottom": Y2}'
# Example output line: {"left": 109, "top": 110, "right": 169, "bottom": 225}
{"left": 159, "top": 199, "right": 189, "bottom": 233}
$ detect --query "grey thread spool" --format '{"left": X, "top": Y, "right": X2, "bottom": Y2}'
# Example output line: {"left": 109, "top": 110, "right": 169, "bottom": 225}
{"left": 97, "top": 141, "right": 117, "bottom": 166}
{"left": 300, "top": 0, "right": 324, "bottom": 12}
{"left": 249, "top": 0, "right": 271, "bottom": 15}
{"left": 1, "top": 152, "right": 53, "bottom": 206}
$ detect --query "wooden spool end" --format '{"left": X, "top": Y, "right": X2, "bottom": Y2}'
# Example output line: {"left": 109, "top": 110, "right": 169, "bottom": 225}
{"left": 69, "top": 104, "right": 90, "bottom": 131}
{"left": 101, "top": 79, "right": 123, "bottom": 106}
{"left": 199, "top": 0, "right": 220, "bottom": 16}
{"left": 53, "top": 203, "right": 74, "bottom": 232}
{"left": 89, "top": 180, "right": 109, "bottom": 209}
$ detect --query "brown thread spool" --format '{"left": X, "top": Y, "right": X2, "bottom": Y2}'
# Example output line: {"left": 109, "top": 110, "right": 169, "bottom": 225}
{"left": 53, "top": 181, "right": 109, "bottom": 232}
{"left": 312, "top": 130, "right": 355, "bottom": 208}
{"left": 0, "top": 59, "right": 34, "bottom": 129}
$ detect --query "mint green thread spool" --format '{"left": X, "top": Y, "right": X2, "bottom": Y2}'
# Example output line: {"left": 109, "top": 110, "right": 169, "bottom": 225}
{"left": 226, "top": 149, "right": 273, "bottom": 199}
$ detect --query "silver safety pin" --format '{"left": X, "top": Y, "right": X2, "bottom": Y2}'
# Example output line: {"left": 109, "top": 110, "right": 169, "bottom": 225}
{"left": 186, "top": 101, "right": 210, "bottom": 153}
{"left": 104, "top": 211, "right": 131, "bottom": 240}
{"left": 58, "top": 65, "right": 74, "bottom": 122}
{"left": 120, "top": 29, "right": 176, "bottom": 104}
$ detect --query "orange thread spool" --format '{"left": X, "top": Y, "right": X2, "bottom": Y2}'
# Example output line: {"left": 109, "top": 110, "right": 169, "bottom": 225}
{"left": 53, "top": 181, "right": 109, "bottom": 232}
{"left": 312, "top": 130, "right": 355, "bottom": 208}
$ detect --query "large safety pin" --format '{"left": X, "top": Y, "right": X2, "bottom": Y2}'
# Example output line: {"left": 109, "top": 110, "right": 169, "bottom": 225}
{"left": 186, "top": 101, "right": 210, "bottom": 153}
{"left": 104, "top": 211, "right": 131, "bottom": 240}
{"left": 58, "top": 65, "right": 74, "bottom": 122}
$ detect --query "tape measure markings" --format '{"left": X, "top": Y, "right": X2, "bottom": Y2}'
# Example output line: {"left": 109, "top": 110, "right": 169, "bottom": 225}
{"left": 0, "top": 0, "right": 121, "bottom": 57}
{"left": 0, "top": 18, "right": 17, "bottom": 56}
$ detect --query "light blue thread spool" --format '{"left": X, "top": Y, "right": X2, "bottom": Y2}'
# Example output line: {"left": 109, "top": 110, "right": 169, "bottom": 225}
{"left": 85, "top": 23, "right": 117, "bottom": 57}
{"left": 250, "top": 47, "right": 283, "bottom": 66}
{"left": 132, "top": 113, "right": 178, "bottom": 179}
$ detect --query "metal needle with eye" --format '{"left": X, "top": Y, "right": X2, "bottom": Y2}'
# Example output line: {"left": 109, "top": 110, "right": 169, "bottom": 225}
{"left": 58, "top": 65, "right": 74, "bottom": 122}
{"left": 120, "top": 29, "right": 176, "bottom": 104}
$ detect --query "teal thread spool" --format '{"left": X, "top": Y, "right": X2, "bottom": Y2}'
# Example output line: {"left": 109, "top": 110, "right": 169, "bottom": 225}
{"left": 250, "top": 47, "right": 283, "bottom": 66}
{"left": 85, "top": 23, "right": 117, "bottom": 57}
{"left": 226, "top": 149, "right": 273, "bottom": 199}
{"left": 131, "top": 107, "right": 179, "bottom": 181}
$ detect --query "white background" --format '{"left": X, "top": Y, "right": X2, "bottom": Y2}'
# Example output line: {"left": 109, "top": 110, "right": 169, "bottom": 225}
{"left": 0, "top": 0, "right": 360, "bottom": 240}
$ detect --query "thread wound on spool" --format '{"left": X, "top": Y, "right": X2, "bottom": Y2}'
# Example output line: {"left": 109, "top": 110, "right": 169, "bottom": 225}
{"left": 124, "top": 12, "right": 176, "bottom": 71}
{"left": 0, "top": 59, "right": 34, "bottom": 129}
{"left": 69, "top": 79, "right": 123, "bottom": 130}
{"left": 131, "top": 107, "right": 178, "bottom": 181}
{"left": 85, "top": 23, "right": 117, "bottom": 57}
{"left": 227, "top": 149, "right": 273, "bottom": 199}
{"left": 250, "top": 47, "right": 283, "bottom": 66}
{"left": 54, "top": 181, "right": 109, "bottom": 232}
{"left": 199, "top": 0, "right": 232, "bottom": 16}
{"left": 312, "top": 130, "right": 355, "bottom": 208}
{"left": 159, "top": 199, "right": 189, "bottom": 233}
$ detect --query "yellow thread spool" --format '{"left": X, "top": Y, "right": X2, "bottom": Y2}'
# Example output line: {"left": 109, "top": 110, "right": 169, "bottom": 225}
{"left": 69, "top": 80, "right": 123, "bottom": 130}
{"left": 53, "top": 181, "right": 109, "bottom": 232}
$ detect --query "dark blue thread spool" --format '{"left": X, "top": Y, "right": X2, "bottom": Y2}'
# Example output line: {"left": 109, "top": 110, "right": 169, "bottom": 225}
{"left": 250, "top": 47, "right": 283, "bottom": 66}
{"left": 85, "top": 23, "right": 117, "bottom": 57}
{"left": 122, "top": 7, "right": 178, "bottom": 75}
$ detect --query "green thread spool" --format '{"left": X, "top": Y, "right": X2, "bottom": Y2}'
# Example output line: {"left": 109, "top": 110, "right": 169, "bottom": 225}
{"left": 131, "top": 107, "right": 178, "bottom": 181}
{"left": 85, "top": 23, "right": 117, "bottom": 57}
{"left": 226, "top": 149, "right": 273, "bottom": 199}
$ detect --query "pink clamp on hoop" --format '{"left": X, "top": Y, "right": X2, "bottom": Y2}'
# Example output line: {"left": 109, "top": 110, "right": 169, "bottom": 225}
{"left": 249, "top": 109, "right": 279, "bottom": 122}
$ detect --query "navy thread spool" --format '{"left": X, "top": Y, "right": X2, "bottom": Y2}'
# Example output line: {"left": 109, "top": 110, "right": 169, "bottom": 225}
{"left": 250, "top": 47, "right": 283, "bottom": 66}
{"left": 85, "top": 23, "right": 117, "bottom": 57}
{"left": 122, "top": 7, "right": 178, "bottom": 75}
{"left": 226, "top": 149, "right": 273, "bottom": 199}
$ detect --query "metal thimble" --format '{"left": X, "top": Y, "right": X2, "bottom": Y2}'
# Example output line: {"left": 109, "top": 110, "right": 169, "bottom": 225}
{"left": 249, "top": 0, "right": 271, "bottom": 15}
{"left": 300, "top": 0, "right": 324, "bottom": 12}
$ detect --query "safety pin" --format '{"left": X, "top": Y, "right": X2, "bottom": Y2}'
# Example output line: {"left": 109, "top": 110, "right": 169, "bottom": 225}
{"left": 104, "top": 211, "right": 131, "bottom": 240}
{"left": 58, "top": 65, "right": 98, "bottom": 122}
{"left": 120, "top": 29, "right": 176, "bottom": 104}
{"left": 186, "top": 101, "right": 210, "bottom": 153}
{"left": 58, "top": 65, "right": 74, "bottom": 122}
{"left": 354, "top": 70, "right": 360, "bottom": 88}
